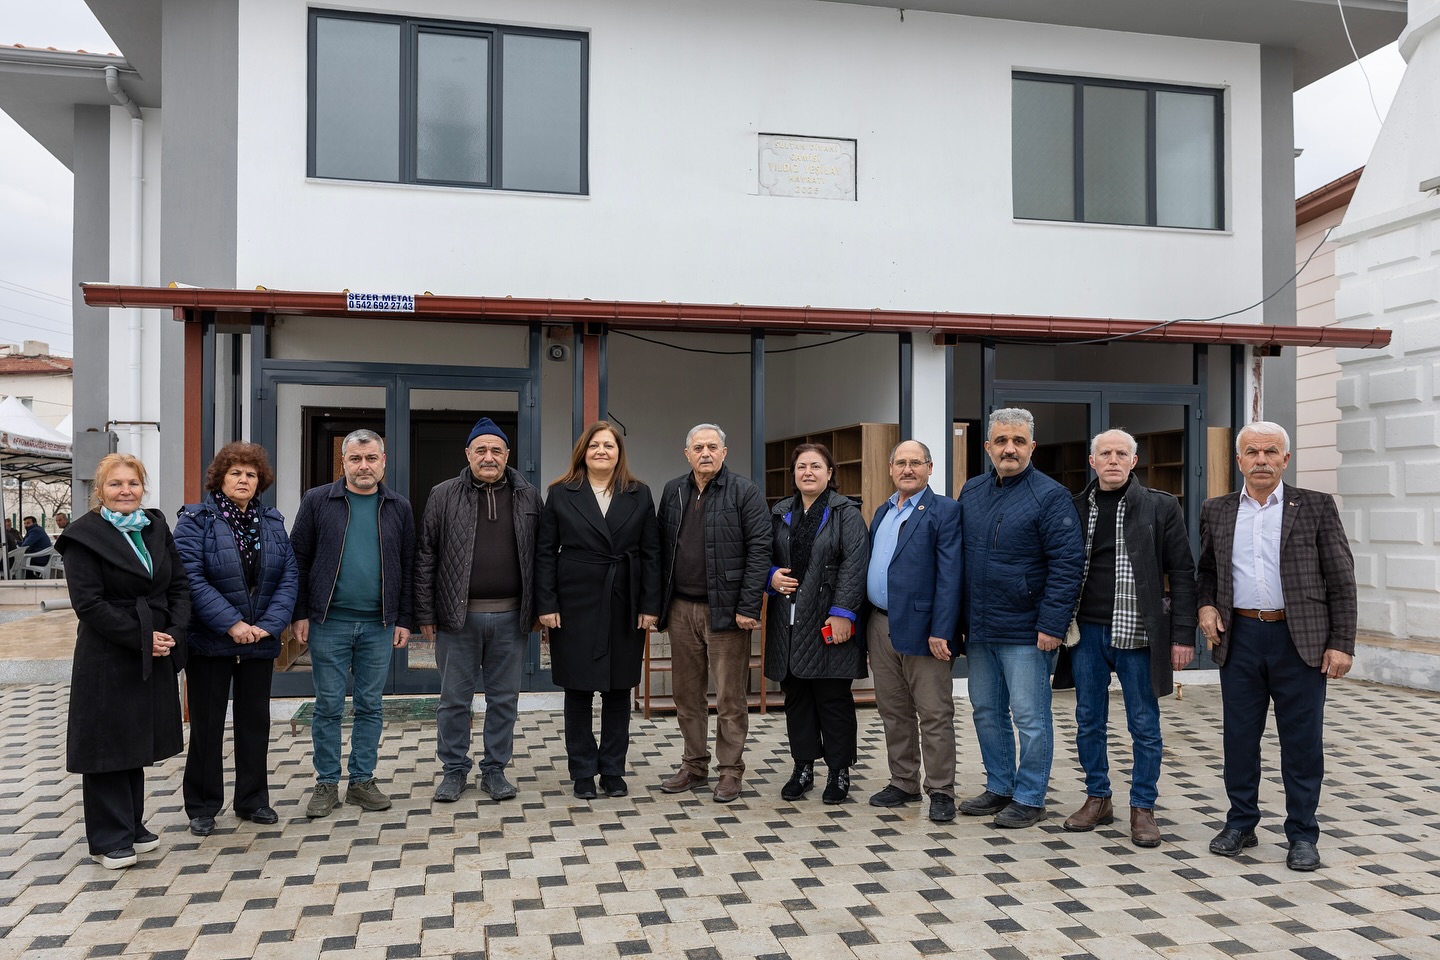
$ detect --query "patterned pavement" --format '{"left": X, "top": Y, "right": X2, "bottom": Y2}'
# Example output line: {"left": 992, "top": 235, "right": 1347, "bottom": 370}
{"left": 2, "top": 680, "right": 1439, "bottom": 960}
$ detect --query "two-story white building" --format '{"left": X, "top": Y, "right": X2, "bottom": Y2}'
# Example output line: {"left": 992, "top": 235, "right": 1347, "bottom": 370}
{"left": 0, "top": 0, "right": 1405, "bottom": 693}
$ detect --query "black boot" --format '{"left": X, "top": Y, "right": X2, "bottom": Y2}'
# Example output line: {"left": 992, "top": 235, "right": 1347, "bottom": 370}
{"left": 823, "top": 767, "right": 851, "bottom": 804}
{"left": 781, "top": 762, "right": 815, "bottom": 801}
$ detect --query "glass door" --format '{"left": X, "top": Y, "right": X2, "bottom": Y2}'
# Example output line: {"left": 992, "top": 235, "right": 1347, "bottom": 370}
{"left": 988, "top": 382, "right": 1210, "bottom": 670}
{"left": 257, "top": 361, "right": 545, "bottom": 696}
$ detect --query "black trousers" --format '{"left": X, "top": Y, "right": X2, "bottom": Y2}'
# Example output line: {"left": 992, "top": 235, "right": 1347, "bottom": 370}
{"left": 563, "top": 688, "right": 631, "bottom": 780}
{"left": 183, "top": 654, "right": 275, "bottom": 819}
{"left": 781, "top": 676, "right": 857, "bottom": 769}
{"left": 82, "top": 768, "right": 146, "bottom": 855}
{"left": 1220, "top": 616, "right": 1328, "bottom": 844}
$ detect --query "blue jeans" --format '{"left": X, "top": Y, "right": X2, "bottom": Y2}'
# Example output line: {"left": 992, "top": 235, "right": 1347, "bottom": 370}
{"left": 1072, "top": 623, "right": 1163, "bottom": 808}
{"left": 967, "top": 642, "right": 1056, "bottom": 808}
{"left": 435, "top": 610, "right": 524, "bottom": 777}
{"left": 309, "top": 618, "right": 393, "bottom": 784}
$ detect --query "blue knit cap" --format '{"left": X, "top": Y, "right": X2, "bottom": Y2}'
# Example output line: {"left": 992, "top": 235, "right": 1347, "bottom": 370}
{"left": 467, "top": 417, "right": 509, "bottom": 448}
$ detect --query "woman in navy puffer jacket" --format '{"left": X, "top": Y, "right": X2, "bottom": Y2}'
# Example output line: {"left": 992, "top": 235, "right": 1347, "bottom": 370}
{"left": 174, "top": 442, "right": 298, "bottom": 838}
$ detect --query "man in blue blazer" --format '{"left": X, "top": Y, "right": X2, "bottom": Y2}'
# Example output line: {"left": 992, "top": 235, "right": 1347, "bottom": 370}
{"left": 866, "top": 439, "right": 964, "bottom": 823}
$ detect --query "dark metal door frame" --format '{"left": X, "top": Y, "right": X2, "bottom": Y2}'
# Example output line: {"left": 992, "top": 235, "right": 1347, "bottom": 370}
{"left": 254, "top": 333, "right": 549, "bottom": 697}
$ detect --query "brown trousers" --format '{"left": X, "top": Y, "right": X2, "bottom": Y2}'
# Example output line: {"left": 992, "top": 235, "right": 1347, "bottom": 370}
{"left": 866, "top": 611, "right": 957, "bottom": 797}
{"left": 667, "top": 598, "right": 751, "bottom": 777}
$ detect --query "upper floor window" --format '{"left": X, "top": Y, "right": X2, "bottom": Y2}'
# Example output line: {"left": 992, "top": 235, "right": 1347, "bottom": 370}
{"left": 309, "top": 10, "right": 588, "bottom": 194}
{"left": 1012, "top": 73, "right": 1223, "bottom": 230}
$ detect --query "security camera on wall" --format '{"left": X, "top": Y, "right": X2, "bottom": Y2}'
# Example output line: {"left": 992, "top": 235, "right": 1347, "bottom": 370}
{"left": 547, "top": 343, "right": 569, "bottom": 362}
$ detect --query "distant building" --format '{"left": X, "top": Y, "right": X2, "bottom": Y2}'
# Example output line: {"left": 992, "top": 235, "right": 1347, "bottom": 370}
{"left": 0, "top": 341, "right": 72, "bottom": 432}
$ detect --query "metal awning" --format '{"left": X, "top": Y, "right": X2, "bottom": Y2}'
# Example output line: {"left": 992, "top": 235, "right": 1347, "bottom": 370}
{"left": 82, "top": 284, "right": 1392, "bottom": 350}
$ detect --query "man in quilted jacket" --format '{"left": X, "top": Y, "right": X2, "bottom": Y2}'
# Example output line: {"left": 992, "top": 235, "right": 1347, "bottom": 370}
{"left": 415, "top": 418, "right": 541, "bottom": 804}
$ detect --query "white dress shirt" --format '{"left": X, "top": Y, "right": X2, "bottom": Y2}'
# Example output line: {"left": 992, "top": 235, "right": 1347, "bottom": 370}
{"left": 1232, "top": 486, "right": 1286, "bottom": 610}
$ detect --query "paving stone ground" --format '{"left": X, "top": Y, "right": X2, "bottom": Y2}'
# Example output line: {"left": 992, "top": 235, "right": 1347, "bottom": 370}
{"left": 2, "top": 680, "right": 1439, "bottom": 960}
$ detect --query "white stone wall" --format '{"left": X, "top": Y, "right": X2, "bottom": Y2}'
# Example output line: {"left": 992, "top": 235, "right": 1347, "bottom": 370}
{"left": 1331, "top": 2, "right": 1440, "bottom": 663}
{"left": 1295, "top": 205, "right": 1348, "bottom": 497}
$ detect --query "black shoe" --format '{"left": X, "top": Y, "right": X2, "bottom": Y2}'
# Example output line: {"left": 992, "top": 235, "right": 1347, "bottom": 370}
{"left": 959, "top": 790, "right": 1013, "bottom": 817}
{"left": 600, "top": 775, "right": 628, "bottom": 798}
{"left": 822, "top": 768, "right": 850, "bottom": 805}
{"left": 133, "top": 831, "right": 160, "bottom": 854}
{"left": 928, "top": 794, "right": 957, "bottom": 823}
{"left": 993, "top": 801, "right": 1046, "bottom": 828}
{"left": 241, "top": 806, "right": 279, "bottom": 825}
{"left": 573, "top": 777, "right": 597, "bottom": 800}
{"left": 868, "top": 785, "right": 923, "bottom": 807}
{"left": 781, "top": 763, "right": 815, "bottom": 801}
{"left": 189, "top": 816, "right": 216, "bottom": 837}
{"left": 1286, "top": 839, "right": 1321, "bottom": 871}
{"left": 1208, "top": 828, "right": 1258, "bottom": 857}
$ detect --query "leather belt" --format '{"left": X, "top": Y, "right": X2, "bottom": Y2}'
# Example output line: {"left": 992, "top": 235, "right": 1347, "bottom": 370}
{"left": 872, "top": 606, "right": 888, "bottom": 617}
{"left": 1233, "top": 607, "right": 1286, "bottom": 622}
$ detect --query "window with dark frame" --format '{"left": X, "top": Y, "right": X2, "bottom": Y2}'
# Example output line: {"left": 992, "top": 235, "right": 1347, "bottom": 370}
{"left": 1012, "top": 72, "right": 1224, "bottom": 230}
{"left": 309, "top": 9, "right": 588, "bottom": 195}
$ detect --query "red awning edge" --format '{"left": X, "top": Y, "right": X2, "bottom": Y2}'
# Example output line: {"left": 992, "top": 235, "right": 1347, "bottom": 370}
{"left": 80, "top": 284, "right": 1392, "bottom": 350}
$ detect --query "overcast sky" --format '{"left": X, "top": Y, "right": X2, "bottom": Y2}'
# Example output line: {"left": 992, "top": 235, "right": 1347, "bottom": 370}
{"left": 0, "top": 2, "right": 1411, "bottom": 358}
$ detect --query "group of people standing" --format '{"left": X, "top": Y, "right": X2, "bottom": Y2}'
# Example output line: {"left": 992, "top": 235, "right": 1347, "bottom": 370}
{"left": 60, "top": 408, "right": 1356, "bottom": 878}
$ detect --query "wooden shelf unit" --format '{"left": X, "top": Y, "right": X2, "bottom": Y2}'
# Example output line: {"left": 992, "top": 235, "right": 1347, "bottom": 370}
{"left": 1031, "top": 429, "right": 1190, "bottom": 499}
{"left": 764, "top": 422, "right": 899, "bottom": 524}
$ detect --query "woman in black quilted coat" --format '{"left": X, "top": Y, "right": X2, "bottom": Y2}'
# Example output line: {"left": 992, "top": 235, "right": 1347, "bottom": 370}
{"left": 765, "top": 443, "right": 868, "bottom": 804}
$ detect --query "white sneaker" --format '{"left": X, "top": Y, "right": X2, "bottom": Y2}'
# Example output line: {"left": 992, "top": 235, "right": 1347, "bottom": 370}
{"left": 93, "top": 848, "right": 138, "bottom": 869}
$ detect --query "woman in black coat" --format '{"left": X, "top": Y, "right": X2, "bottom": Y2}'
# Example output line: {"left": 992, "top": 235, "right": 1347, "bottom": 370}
{"left": 766, "top": 443, "right": 868, "bottom": 804}
{"left": 536, "top": 422, "right": 661, "bottom": 800}
{"left": 174, "top": 442, "right": 298, "bottom": 838}
{"left": 55, "top": 454, "right": 191, "bottom": 869}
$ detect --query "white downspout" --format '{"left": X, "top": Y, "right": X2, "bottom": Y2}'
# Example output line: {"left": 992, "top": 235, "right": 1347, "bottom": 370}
{"left": 105, "top": 65, "right": 144, "bottom": 455}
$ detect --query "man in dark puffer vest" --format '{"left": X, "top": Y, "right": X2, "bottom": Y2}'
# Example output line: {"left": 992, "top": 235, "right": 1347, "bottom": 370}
{"left": 656, "top": 423, "right": 772, "bottom": 804}
{"left": 415, "top": 418, "right": 541, "bottom": 804}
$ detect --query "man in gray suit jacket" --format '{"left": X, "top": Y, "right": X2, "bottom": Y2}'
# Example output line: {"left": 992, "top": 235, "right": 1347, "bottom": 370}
{"left": 1198, "top": 421, "right": 1357, "bottom": 871}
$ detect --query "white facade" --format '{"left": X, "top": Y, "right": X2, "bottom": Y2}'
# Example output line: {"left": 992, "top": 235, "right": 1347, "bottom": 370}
{"left": 1333, "top": 0, "right": 1440, "bottom": 687}
{"left": 231, "top": 0, "right": 1266, "bottom": 318}
{"left": 1294, "top": 185, "right": 1353, "bottom": 497}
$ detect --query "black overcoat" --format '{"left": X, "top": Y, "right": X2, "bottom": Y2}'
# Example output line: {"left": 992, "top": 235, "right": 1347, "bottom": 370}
{"left": 56, "top": 509, "right": 192, "bottom": 774}
{"left": 764, "top": 494, "right": 869, "bottom": 682}
{"left": 535, "top": 480, "right": 661, "bottom": 691}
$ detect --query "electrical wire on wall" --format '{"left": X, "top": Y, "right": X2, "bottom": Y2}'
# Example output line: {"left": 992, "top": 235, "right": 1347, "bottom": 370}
{"left": 983, "top": 225, "right": 1336, "bottom": 347}
{"left": 612, "top": 330, "right": 867, "bottom": 356}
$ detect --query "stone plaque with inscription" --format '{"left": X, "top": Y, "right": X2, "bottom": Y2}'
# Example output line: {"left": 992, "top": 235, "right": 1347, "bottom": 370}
{"left": 758, "top": 134, "right": 856, "bottom": 200}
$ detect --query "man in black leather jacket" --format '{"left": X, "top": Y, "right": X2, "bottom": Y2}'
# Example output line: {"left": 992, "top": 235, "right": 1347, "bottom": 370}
{"left": 1055, "top": 428, "right": 1197, "bottom": 847}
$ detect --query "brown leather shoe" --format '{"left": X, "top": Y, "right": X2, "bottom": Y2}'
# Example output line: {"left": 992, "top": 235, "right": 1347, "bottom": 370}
{"left": 713, "top": 774, "right": 742, "bottom": 803}
{"left": 1062, "top": 796, "right": 1114, "bottom": 832}
{"left": 660, "top": 769, "right": 708, "bottom": 794}
{"left": 1130, "top": 807, "right": 1162, "bottom": 847}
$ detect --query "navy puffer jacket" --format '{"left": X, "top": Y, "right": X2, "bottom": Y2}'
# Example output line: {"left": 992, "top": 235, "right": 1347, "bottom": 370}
{"left": 174, "top": 496, "right": 299, "bottom": 658}
{"left": 959, "top": 463, "right": 1085, "bottom": 644}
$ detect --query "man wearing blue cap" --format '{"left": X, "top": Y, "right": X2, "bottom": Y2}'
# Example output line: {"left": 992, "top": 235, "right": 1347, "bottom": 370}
{"left": 415, "top": 417, "right": 541, "bottom": 803}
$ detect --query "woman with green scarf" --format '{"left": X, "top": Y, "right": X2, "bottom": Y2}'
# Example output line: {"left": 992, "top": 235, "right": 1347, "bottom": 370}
{"left": 56, "top": 453, "right": 191, "bottom": 869}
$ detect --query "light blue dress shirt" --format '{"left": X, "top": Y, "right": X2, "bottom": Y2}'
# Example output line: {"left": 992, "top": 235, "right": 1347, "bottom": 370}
{"left": 866, "top": 491, "right": 917, "bottom": 610}
{"left": 1232, "top": 486, "right": 1286, "bottom": 610}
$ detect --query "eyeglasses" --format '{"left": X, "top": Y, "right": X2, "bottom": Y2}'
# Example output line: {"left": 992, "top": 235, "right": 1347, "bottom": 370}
{"left": 891, "top": 459, "right": 931, "bottom": 469}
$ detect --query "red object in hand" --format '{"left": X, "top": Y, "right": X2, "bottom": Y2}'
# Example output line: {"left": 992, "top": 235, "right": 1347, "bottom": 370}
{"left": 821, "top": 623, "right": 835, "bottom": 644}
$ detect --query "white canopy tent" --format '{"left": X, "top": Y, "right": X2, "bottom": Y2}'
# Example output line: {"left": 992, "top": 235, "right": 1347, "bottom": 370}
{"left": 0, "top": 396, "right": 73, "bottom": 579}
